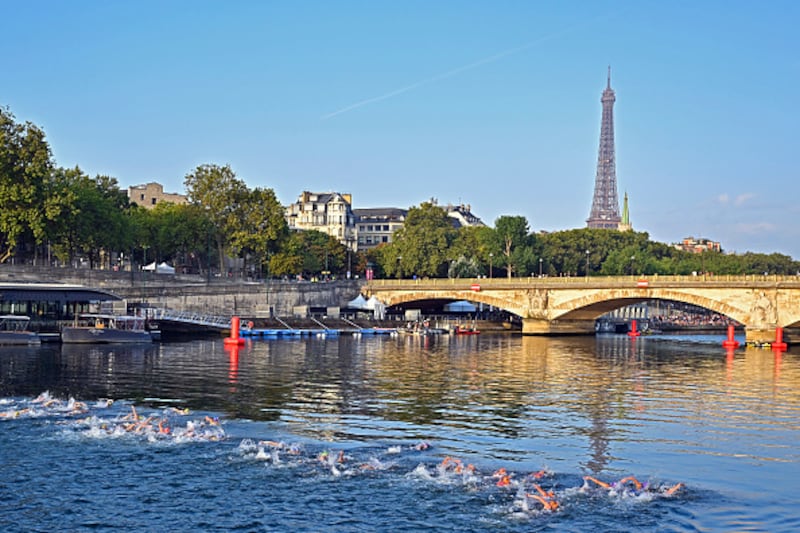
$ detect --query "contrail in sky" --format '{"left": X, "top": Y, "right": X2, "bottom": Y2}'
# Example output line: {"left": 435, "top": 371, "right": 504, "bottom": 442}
{"left": 321, "top": 15, "right": 612, "bottom": 120}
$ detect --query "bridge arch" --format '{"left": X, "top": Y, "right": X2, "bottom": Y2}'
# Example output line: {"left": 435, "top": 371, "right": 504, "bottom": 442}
{"left": 552, "top": 289, "right": 748, "bottom": 325}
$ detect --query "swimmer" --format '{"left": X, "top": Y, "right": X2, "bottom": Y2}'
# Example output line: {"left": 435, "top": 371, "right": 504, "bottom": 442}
{"left": 491, "top": 467, "right": 507, "bottom": 479}
{"left": 337, "top": 450, "right": 346, "bottom": 464}
{"left": 0, "top": 408, "right": 30, "bottom": 418}
{"left": 528, "top": 469, "right": 550, "bottom": 481}
{"left": 204, "top": 416, "right": 220, "bottom": 426}
{"left": 583, "top": 475, "right": 612, "bottom": 489}
{"left": 526, "top": 491, "right": 559, "bottom": 512}
{"left": 496, "top": 474, "right": 512, "bottom": 487}
{"left": 662, "top": 482, "right": 684, "bottom": 496}
{"left": 413, "top": 441, "right": 431, "bottom": 451}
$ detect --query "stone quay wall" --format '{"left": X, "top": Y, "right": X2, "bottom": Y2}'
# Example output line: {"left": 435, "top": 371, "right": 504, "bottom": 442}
{"left": 0, "top": 265, "right": 364, "bottom": 318}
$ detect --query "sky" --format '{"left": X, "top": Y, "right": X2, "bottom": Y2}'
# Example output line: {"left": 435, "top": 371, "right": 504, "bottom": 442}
{"left": 2, "top": 1, "right": 798, "bottom": 258}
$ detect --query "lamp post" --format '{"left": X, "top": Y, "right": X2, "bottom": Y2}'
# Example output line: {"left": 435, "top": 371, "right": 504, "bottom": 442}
{"left": 396, "top": 255, "right": 402, "bottom": 280}
{"left": 489, "top": 253, "right": 493, "bottom": 279}
{"left": 539, "top": 257, "right": 543, "bottom": 277}
{"left": 585, "top": 249, "right": 590, "bottom": 277}
{"left": 206, "top": 228, "right": 211, "bottom": 284}
{"left": 630, "top": 255, "right": 635, "bottom": 276}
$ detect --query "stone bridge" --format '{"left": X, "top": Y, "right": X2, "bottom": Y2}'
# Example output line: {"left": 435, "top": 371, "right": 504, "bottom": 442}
{"left": 363, "top": 275, "right": 800, "bottom": 343}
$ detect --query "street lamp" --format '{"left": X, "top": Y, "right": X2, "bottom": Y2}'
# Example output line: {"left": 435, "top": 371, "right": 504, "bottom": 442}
{"left": 396, "top": 255, "right": 402, "bottom": 280}
{"left": 539, "top": 257, "right": 543, "bottom": 277}
{"left": 630, "top": 255, "right": 635, "bottom": 276}
{"left": 489, "top": 253, "right": 493, "bottom": 279}
{"left": 585, "top": 250, "right": 590, "bottom": 277}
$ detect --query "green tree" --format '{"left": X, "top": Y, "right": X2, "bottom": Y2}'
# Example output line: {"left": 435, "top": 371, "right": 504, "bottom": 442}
{"left": 228, "top": 187, "right": 289, "bottom": 277}
{"left": 493, "top": 215, "right": 532, "bottom": 278}
{"left": 184, "top": 163, "right": 249, "bottom": 271}
{"left": 382, "top": 202, "right": 456, "bottom": 278}
{"left": 452, "top": 225, "right": 499, "bottom": 277}
{"left": 0, "top": 107, "right": 62, "bottom": 263}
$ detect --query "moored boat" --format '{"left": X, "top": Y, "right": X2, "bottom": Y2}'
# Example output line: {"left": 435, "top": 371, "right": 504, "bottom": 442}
{"left": 452, "top": 324, "right": 480, "bottom": 335}
{"left": 61, "top": 314, "right": 153, "bottom": 344}
{"left": 0, "top": 315, "right": 41, "bottom": 345}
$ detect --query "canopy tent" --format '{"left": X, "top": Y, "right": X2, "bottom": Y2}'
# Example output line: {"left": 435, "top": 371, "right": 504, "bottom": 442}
{"left": 365, "top": 296, "right": 386, "bottom": 320}
{"left": 347, "top": 294, "right": 369, "bottom": 310}
{"left": 142, "top": 261, "right": 176, "bottom": 274}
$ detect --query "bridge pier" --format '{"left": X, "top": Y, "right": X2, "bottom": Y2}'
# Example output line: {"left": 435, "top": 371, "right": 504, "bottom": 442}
{"left": 745, "top": 327, "right": 791, "bottom": 345}
{"left": 522, "top": 318, "right": 596, "bottom": 336}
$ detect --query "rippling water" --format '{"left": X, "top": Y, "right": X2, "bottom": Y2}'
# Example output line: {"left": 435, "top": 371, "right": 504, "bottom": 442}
{"left": 1, "top": 333, "right": 798, "bottom": 531}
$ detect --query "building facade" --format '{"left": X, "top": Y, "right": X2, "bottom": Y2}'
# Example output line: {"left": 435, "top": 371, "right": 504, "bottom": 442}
{"left": 353, "top": 208, "right": 407, "bottom": 252}
{"left": 285, "top": 191, "right": 357, "bottom": 250}
{"left": 675, "top": 237, "right": 722, "bottom": 254}
{"left": 127, "top": 182, "right": 188, "bottom": 209}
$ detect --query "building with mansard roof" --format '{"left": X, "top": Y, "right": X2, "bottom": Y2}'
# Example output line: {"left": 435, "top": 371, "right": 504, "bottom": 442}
{"left": 284, "top": 191, "right": 357, "bottom": 250}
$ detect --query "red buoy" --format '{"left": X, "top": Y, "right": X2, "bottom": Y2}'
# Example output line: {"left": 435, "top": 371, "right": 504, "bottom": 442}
{"left": 224, "top": 316, "right": 245, "bottom": 346}
{"left": 772, "top": 327, "right": 788, "bottom": 351}
{"left": 627, "top": 319, "right": 640, "bottom": 337}
{"left": 722, "top": 324, "right": 739, "bottom": 348}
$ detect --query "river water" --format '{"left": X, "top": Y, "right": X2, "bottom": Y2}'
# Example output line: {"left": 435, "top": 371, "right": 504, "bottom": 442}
{"left": 1, "top": 333, "right": 798, "bottom": 532}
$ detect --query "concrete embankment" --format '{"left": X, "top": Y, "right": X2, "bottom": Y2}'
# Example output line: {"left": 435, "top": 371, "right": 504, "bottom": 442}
{"left": 0, "top": 266, "right": 364, "bottom": 318}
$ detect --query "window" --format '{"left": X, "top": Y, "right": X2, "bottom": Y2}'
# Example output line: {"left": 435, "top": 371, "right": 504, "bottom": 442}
{"left": 382, "top": 225, "right": 389, "bottom": 231}
{"left": 151, "top": 198, "right": 157, "bottom": 205}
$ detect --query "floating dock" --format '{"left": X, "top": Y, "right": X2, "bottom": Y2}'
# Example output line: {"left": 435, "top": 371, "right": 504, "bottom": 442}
{"left": 240, "top": 327, "right": 396, "bottom": 338}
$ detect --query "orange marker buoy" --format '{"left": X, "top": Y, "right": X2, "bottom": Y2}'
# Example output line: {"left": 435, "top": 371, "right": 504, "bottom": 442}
{"left": 224, "top": 316, "right": 245, "bottom": 345}
{"left": 628, "top": 319, "right": 640, "bottom": 337}
{"left": 722, "top": 324, "right": 739, "bottom": 348}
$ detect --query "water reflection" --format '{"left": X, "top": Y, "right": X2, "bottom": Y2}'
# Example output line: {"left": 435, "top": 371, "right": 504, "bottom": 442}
{"left": 1, "top": 335, "right": 799, "bottom": 467}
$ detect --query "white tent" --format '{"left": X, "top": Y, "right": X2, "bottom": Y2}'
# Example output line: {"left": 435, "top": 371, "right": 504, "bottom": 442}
{"left": 142, "top": 261, "right": 176, "bottom": 274}
{"left": 365, "top": 296, "right": 386, "bottom": 320}
{"left": 347, "top": 294, "right": 369, "bottom": 310}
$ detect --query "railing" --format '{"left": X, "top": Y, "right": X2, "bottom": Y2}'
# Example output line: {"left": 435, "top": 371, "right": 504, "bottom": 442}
{"left": 366, "top": 274, "right": 800, "bottom": 290}
{"left": 150, "top": 308, "right": 232, "bottom": 328}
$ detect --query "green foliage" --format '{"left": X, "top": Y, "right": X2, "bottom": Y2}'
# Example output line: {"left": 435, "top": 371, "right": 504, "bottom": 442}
{"left": 381, "top": 202, "right": 457, "bottom": 278}
{"left": 494, "top": 215, "right": 533, "bottom": 278}
{"left": 2, "top": 103, "right": 799, "bottom": 277}
{"left": 268, "top": 230, "right": 346, "bottom": 279}
{"left": 0, "top": 107, "right": 59, "bottom": 262}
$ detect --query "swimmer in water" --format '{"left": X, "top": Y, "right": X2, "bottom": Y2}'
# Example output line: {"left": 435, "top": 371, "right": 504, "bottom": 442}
{"left": 414, "top": 441, "right": 431, "bottom": 451}
{"left": 526, "top": 484, "right": 559, "bottom": 511}
{"left": 583, "top": 475, "right": 684, "bottom": 496}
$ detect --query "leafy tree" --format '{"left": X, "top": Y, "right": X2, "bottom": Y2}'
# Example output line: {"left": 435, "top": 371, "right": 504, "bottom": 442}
{"left": 447, "top": 255, "right": 481, "bottom": 278}
{"left": 228, "top": 187, "right": 289, "bottom": 277}
{"left": 268, "top": 230, "right": 345, "bottom": 278}
{"left": 493, "top": 215, "right": 532, "bottom": 278}
{"left": 0, "top": 107, "right": 63, "bottom": 263}
{"left": 452, "top": 225, "right": 499, "bottom": 277}
{"left": 382, "top": 202, "right": 457, "bottom": 278}
{"left": 184, "top": 163, "right": 249, "bottom": 270}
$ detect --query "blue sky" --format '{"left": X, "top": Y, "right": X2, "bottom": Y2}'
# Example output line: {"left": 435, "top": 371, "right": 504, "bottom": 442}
{"left": 3, "top": 1, "right": 798, "bottom": 258}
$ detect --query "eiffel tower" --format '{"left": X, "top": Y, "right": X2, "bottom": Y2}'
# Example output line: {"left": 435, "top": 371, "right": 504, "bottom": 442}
{"left": 587, "top": 67, "right": 622, "bottom": 229}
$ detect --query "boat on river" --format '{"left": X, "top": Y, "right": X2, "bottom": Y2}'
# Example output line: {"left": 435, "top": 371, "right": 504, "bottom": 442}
{"left": 452, "top": 324, "right": 480, "bottom": 335}
{"left": 61, "top": 314, "right": 153, "bottom": 344}
{"left": 0, "top": 315, "right": 41, "bottom": 345}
